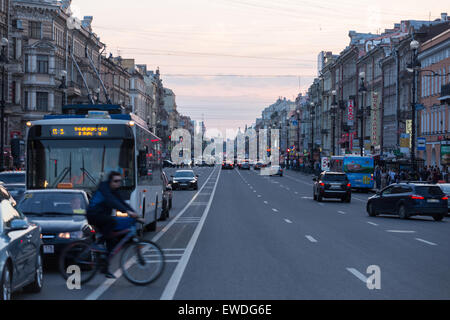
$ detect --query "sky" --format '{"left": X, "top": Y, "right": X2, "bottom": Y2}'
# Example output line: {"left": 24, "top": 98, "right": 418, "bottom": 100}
{"left": 72, "top": 0, "right": 447, "bottom": 136}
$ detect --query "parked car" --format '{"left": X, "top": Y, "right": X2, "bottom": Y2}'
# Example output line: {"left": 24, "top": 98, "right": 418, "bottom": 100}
{"left": 367, "top": 183, "right": 448, "bottom": 221}
{"left": 17, "top": 190, "right": 94, "bottom": 258}
{"left": 438, "top": 183, "right": 450, "bottom": 215}
{"left": 160, "top": 172, "right": 173, "bottom": 221}
{"left": 0, "top": 185, "right": 43, "bottom": 300}
{"left": 171, "top": 170, "right": 199, "bottom": 190}
{"left": 313, "top": 172, "right": 351, "bottom": 203}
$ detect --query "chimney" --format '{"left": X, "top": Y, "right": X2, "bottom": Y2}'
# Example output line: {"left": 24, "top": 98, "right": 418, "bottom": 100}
{"left": 441, "top": 13, "right": 448, "bottom": 21}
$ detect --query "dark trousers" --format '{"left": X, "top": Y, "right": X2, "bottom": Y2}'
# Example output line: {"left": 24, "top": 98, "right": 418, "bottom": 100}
{"left": 87, "top": 214, "right": 117, "bottom": 253}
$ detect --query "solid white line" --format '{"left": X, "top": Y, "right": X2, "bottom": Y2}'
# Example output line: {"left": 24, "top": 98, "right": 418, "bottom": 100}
{"left": 415, "top": 238, "right": 437, "bottom": 246}
{"left": 367, "top": 222, "right": 378, "bottom": 226}
{"left": 161, "top": 168, "right": 222, "bottom": 300}
{"left": 305, "top": 235, "right": 318, "bottom": 243}
{"left": 85, "top": 167, "right": 218, "bottom": 301}
{"left": 346, "top": 268, "right": 368, "bottom": 283}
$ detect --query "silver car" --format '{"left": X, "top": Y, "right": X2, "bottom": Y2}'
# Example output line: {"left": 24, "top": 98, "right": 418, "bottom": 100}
{"left": 0, "top": 185, "right": 42, "bottom": 300}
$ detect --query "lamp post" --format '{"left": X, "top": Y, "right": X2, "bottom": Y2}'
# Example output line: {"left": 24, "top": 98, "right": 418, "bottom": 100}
{"left": 310, "top": 102, "right": 315, "bottom": 165}
{"left": 296, "top": 109, "right": 300, "bottom": 165}
{"left": 0, "top": 38, "right": 8, "bottom": 172}
{"left": 331, "top": 90, "right": 337, "bottom": 156}
{"left": 59, "top": 70, "right": 67, "bottom": 109}
{"left": 359, "top": 72, "right": 367, "bottom": 157}
{"left": 409, "top": 39, "right": 420, "bottom": 175}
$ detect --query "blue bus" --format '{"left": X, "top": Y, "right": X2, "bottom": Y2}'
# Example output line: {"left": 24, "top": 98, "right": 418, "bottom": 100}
{"left": 330, "top": 156, "right": 374, "bottom": 190}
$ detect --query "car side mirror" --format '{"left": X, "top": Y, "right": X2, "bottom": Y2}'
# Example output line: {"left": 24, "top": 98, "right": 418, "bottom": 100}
{"left": 8, "top": 219, "right": 29, "bottom": 232}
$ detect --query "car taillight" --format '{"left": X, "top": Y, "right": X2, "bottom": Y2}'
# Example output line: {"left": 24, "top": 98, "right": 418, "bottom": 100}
{"left": 442, "top": 196, "right": 448, "bottom": 200}
{"left": 410, "top": 195, "right": 425, "bottom": 200}
{"left": 320, "top": 182, "right": 325, "bottom": 187}
{"left": 347, "top": 183, "right": 351, "bottom": 187}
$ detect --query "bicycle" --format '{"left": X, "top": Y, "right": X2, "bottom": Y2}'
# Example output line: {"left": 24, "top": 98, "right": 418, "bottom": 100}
{"left": 58, "top": 218, "right": 165, "bottom": 286}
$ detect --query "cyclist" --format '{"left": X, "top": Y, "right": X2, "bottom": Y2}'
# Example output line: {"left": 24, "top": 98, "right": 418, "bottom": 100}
{"left": 87, "top": 171, "right": 139, "bottom": 278}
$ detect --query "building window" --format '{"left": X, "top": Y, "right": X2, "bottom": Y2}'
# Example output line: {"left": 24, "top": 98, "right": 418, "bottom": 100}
{"left": 36, "top": 92, "right": 48, "bottom": 111}
{"left": 29, "top": 21, "right": 42, "bottom": 39}
{"left": 24, "top": 91, "right": 28, "bottom": 110}
{"left": 37, "top": 55, "right": 49, "bottom": 74}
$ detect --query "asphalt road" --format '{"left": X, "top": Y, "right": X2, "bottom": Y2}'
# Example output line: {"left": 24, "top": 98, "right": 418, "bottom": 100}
{"left": 15, "top": 166, "right": 450, "bottom": 300}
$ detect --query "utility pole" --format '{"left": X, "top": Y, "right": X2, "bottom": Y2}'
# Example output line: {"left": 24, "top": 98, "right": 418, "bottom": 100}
{"left": 0, "top": 38, "right": 9, "bottom": 172}
{"left": 359, "top": 72, "right": 367, "bottom": 157}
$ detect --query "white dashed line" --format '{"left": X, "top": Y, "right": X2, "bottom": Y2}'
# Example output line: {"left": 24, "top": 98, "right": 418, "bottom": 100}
{"left": 264, "top": 201, "right": 269, "bottom": 205}
{"left": 415, "top": 238, "right": 437, "bottom": 246}
{"left": 272, "top": 208, "right": 279, "bottom": 213}
{"left": 305, "top": 235, "right": 318, "bottom": 243}
{"left": 386, "top": 230, "right": 416, "bottom": 234}
{"left": 338, "top": 211, "right": 346, "bottom": 215}
{"left": 367, "top": 222, "right": 378, "bottom": 226}
{"left": 284, "top": 219, "right": 293, "bottom": 224}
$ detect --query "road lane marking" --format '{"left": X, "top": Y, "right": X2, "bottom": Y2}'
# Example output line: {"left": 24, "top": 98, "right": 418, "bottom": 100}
{"left": 284, "top": 219, "right": 293, "bottom": 224}
{"left": 415, "top": 238, "right": 437, "bottom": 246}
{"left": 264, "top": 201, "right": 269, "bottom": 205}
{"left": 318, "top": 203, "right": 324, "bottom": 206}
{"left": 86, "top": 167, "right": 219, "bottom": 301}
{"left": 295, "top": 192, "right": 298, "bottom": 194}
{"left": 367, "top": 222, "right": 378, "bottom": 226}
{"left": 305, "top": 235, "right": 318, "bottom": 243}
{"left": 346, "top": 268, "right": 368, "bottom": 283}
{"left": 284, "top": 174, "right": 312, "bottom": 186}
{"left": 161, "top": 167, "right": 222, "bottom": 300}
{"left": 338, "top": 211, "right": 346, "bottom": 215}
{"left": 386, "top": 230, "right": 416, "bottom": 233}
{"left": 257, "top": 195, "right": 262, "bottom": 197}
{"left": 272, "top": 208, "right": 278, "bottom": 213}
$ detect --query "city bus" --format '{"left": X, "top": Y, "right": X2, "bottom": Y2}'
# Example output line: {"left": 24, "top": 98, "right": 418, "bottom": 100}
{"left": 25, "top": 105, "right": 164, "bottom": 231}
{"left": 330, "top": 156, "right": 374, "bottom": 191}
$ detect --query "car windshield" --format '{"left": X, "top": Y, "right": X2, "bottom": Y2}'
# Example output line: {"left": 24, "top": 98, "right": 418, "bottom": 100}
{"left": 415, "top": 186, "right": 444, "bottom": 197}
{"left": 175, "top": 171, "right": 195, "bottom": 178}
{"left": 0, "top": 173, "right": 25, "bottom": 184}
{"left": 322, "top": 174, "right": 348, "bottom": 182}
{"left": 18, "top": 192, "right": 87, "bottom": 215}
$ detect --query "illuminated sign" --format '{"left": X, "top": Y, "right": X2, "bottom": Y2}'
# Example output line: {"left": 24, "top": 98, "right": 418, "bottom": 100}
{"left": 347, "top": 100, "right": 354, "bottom": 126}
{"left": 51, "top": 126, "right": 109, "bottom": 137}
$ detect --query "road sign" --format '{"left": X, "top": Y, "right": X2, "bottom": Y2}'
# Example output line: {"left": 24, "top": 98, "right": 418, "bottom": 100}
{"left": 321, "top": 157, "right": 330, "bottom": 171}
{"left": 417, "top": 138, "right": 426, "bottom": 151}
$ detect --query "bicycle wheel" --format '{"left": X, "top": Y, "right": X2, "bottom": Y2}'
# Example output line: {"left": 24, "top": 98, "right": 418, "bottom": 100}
{"left": 120, "top": 240, "right": 165, "bottom": 286}
{"left": 59, "top": 241, "right": 100, "bottom": 285}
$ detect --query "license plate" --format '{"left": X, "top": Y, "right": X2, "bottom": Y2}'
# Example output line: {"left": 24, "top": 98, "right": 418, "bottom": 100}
{"left": 427, "top": 199, "right": 439, "bottom": 203}
{"left": 43, "top": 245, "right": 54, "bottom": 254}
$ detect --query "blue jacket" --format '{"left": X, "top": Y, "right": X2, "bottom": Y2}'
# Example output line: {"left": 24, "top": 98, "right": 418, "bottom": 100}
{"left": 87, "top": 181, "right": 133, "bottom": 217}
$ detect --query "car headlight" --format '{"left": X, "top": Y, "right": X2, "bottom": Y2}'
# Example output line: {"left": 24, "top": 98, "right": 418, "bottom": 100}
{"left": 58, "top": 231, "right": 84, "bottom": 239}
{"left": 116, "top": 211, "right": 129, "bottom": 217}
{"left": 190, "top": 180, "right": 197, "bottom": 183}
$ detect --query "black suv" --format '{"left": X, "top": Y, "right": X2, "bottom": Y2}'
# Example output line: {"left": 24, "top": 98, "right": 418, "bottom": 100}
{"left": 313, "top": 172, "right": 351, "bottom": 203}
{"left": 367, "top": 183, "right": 448, "bottom": 221}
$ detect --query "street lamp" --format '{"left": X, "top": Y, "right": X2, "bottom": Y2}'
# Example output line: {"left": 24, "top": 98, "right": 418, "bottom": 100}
{"left": 310, "top": 102, "right": 315, "bottom": 165}
{"left": 296, "top": 109, "right": 300, "bottom": 165}
{"left": 331, "top": 90, "right": 337, "bottom": 156}
{"left": 59, "top": 70, "right": 67, "bottom": 109}
{"left": 0, "top": 37, "right": 8, "bottom": 172}
{"left": 407, "top": 39, "right": 420, "bottom": 175}
{"left": 359, "top": 72, "right": 367, "bottom": 157}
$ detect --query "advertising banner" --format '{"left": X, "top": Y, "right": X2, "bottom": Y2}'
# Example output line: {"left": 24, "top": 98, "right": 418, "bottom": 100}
{"left": 371, "top": 92, "right": 380, "bottom": 146}
{"left": 347, "top": 100, "right": 354, "bottom": 126}
{"left": 441, "top": 145, "right": 450, "bottom": 165}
